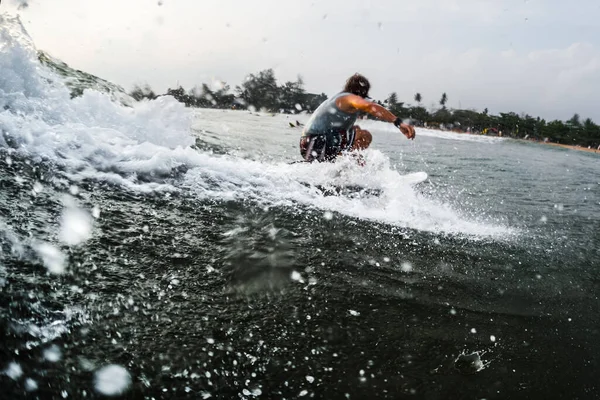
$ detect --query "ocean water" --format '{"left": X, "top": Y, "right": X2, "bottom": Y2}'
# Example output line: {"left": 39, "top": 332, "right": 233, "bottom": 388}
{"left": 1, "top": 13, "right": 599, "bottom": 399}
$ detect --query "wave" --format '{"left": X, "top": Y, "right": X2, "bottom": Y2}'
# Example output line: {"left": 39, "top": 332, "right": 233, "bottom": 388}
{"left": 182, "top": 149, "right": 513, "bottom": 237}
{"left": 0, "top": 13, "right": 194, "bottom": 186}
{"left": 0, "top": 13, "right": 514, "bottom": 239}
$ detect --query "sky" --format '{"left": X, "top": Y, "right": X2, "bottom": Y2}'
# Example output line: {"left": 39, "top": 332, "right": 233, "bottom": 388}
{"left": 5, "top": 0, "right": 600, "bottom": 121}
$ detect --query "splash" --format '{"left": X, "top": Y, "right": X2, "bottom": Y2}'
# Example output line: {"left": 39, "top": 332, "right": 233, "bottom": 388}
{"left": 454, "top": 350, "right": 492, "bottom": 375}
{"left": 0, "top": 13, "right": 514, "bottom": 239}
{"left": 0, "top": 13, "right": 194, "bottom": 190}
{"left": 182, "top": 149, "right": 514, "bottom": 238}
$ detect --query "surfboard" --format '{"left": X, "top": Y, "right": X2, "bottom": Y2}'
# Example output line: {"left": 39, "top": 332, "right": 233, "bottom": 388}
{"left": 301, "top": 172, "right": 427, "bottom": 197}
{"left": 398, "top": 171, "right": 428, "bottom": 185}
{"left": 300, "top": 182, "right": 381, "bottom": 197}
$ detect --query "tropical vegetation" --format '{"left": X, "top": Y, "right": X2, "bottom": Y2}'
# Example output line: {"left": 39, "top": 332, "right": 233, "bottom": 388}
{"left": 131, "top": 69, "right": 600, "bottom": 148}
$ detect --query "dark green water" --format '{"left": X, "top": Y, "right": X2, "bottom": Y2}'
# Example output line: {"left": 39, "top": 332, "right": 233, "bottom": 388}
{"left": 1, "top": 108, "right": 599, "bottom": 399}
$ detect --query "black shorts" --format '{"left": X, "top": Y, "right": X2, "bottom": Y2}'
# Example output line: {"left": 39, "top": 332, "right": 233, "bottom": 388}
{"left": 299, "top": 127, "right": 357, "bottom": 162}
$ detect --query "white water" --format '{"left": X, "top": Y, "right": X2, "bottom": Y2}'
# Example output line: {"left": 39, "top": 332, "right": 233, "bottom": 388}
{"left": 0, "top": 13, "right": 514, "bottom": 239}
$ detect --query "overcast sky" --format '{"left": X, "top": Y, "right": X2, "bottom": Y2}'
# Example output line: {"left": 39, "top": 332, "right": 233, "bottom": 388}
{"left": 6, "top": 0, "right": 600, "bottom": 120}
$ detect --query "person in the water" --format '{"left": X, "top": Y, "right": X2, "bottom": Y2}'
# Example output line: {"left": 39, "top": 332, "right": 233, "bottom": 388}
{"left": 299, "top": 73, "right": 416, "bottom": 162}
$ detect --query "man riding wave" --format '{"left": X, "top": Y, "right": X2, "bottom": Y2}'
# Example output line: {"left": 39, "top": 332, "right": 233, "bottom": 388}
{"left": 300, "top": 73, "right": 416, "bottom": 162}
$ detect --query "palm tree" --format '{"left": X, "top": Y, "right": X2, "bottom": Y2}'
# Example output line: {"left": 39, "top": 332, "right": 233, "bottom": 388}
{"left": 386, "top": 92, "right": 398, "bottom": 107}
{"left": 439, "top": 93, "right": 448, "bottom": 108}
{"left": 414, "top": 92, "right": 422, "bottom": 104}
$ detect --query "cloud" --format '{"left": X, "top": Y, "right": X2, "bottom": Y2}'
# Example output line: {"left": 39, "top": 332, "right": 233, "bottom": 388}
{"left": 405, "top": 42, "right": 600, "bottom": 120}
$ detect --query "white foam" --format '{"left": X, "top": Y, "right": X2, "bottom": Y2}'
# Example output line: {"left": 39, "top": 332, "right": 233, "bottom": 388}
{"left": 0, "top": 14, "right": 194, "bottom": 190}
{"left": 59, "top": 201, "right": 93, "bottom": 246}
{"left": 182, "top": 149, "right": 513, "bottom": 238}
{"left": 415, "top": 127, "right": 506, "bottom": 143}
{"left": 34, "top": 242, "right": 66, "bottom": 275}
{"left": 0, "top": 217, "right": 25, "bottom": 258}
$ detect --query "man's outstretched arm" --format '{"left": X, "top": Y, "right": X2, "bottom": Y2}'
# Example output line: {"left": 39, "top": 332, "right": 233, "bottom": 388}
{"left": 337, "top": 94, "right": 415, "bottom": 139}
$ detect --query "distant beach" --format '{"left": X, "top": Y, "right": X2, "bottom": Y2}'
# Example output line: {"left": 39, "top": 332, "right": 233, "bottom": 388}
{"left": 434, "top": 128, "right": 600, "bottom": 155}
{"left": 537, "top": 141, "right": 600, "bottom": 154}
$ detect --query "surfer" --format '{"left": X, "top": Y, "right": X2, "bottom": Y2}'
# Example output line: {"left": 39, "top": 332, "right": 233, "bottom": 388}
{"left": 299, "top": 73, "right": 416, "bottom": 162}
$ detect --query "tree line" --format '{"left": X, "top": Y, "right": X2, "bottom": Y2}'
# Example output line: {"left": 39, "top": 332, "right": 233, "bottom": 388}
{"left": 382, "top": 91, "right": 600, "bottom": 148}
{"left": 130, "top": 70, "right": 600, "bottom": 148}
{"left": 131, "top": 69, "right": 327, "bottom": 114}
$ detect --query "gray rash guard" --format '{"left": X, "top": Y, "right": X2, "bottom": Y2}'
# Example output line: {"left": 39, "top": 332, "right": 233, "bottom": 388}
{"left": 302, "top": 92, "right": 358, "bottom": 137}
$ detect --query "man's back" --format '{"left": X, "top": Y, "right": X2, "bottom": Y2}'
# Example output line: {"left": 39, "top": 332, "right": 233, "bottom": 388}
{"left": 302, "top": 92, "right": 358, "bottom": 137}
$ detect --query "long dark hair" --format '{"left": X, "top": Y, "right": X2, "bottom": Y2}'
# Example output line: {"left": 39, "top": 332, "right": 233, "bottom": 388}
{"left": 343, "top": 73, "right": 370, "bottom": 98}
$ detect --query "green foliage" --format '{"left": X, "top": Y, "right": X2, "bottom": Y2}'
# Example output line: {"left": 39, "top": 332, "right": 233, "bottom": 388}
{"left": 386, "top": 92, "right": 398, "bottom": 107}
{"left": 398, "top": 96, "right": 600, "bottom": 147}
{"left": 439, "top": 92, "right": 448, "bottom": 108}
{"left": 130, "top": 84, "right": 157, "bottom": 101}
{"left": 279, "top": 76, "right": 307, "bottom": 113}
{"left": 137, "top": 69, "right": 600, "bottom": 148}
{"left": 236, "top": 69, "right": 279, "bottom": 111}
{"left": 407, "top": 106, "right": 428, "bottom": 125}
{"left": 162, "top": 69, "right": 323, "bottom": 114}
{"left": 385, "top": 92, "right": 406, "bottom": 118}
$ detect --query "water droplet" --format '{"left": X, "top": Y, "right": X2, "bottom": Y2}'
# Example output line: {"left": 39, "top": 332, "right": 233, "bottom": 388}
{"left": 35, "top": 242, "right": 66, "bottom": 275}
{"left": 401, "top": 262, "right": 413, "bottom": 272}
{"left": 44, "top": 344, "right": 62, "bottom": 362}
{"left": 4, "top": 362, "right": 23, "bottom": 380}
{"left": 60, "top": 206, "right": 93, "bottom": 246}
{"left": 94, "top": 365, "right": 131, "bottom": 396}
{"left": 25, "top": 378, "right": 38, "bottom": 392}
{"left": 291, "top": 271, "right": 304, "bottom": 282}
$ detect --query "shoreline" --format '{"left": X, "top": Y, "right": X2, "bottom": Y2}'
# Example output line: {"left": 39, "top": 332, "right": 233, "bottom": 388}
{"left": 428, "top": 127, "right": 600, "bottom": 155}
{"left": 530, "top": 141, "right": 600, "bottom": 154}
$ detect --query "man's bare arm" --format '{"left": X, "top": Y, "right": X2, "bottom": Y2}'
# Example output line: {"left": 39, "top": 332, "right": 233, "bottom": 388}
{"left": 337, "top": 94, "right": 396, "bottom": 122}
{"left": 336, "top": 94, "right": 416, "bottom": 139}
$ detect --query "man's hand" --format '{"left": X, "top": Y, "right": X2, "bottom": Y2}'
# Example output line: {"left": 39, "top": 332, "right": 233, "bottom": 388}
{"left": 399, "top": 123, "right": 416, "bottom": 140}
